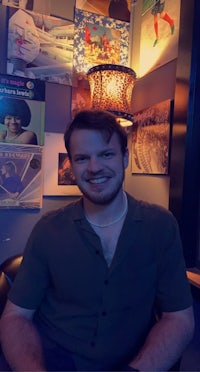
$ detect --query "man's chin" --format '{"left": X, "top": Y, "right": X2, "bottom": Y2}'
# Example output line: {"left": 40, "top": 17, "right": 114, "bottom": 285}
{"left": 83, "top": 190, "right": 121, "bottom": 206}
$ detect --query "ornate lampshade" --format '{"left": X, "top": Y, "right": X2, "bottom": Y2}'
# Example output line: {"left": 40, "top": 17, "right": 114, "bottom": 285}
{"left": 87, "top": 64, "right": 136, "bottom": 127}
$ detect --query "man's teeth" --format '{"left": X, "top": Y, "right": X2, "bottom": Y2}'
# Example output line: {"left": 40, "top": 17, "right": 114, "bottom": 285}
{"left": 89, "top": 178, "right": 107, "bottom": 184}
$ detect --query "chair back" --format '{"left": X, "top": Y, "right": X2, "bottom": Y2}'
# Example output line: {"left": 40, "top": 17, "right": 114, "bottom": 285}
{"left": 0, "top": 255, "right": 23, "bottom": 283}
{"left": 0, "top": 254, "right": 23, "bottom": 317}
{"left": 0, "top": 271, "right": 11, "bottom": 317}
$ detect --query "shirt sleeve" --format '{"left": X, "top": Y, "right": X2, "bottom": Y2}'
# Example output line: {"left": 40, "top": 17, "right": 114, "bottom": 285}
{"left": 155, "top": 212, "right": 192, "bottom": 312}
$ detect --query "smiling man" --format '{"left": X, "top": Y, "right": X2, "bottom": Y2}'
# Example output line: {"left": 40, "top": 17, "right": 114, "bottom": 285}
{"left": 0, "top": 110, "right": 194, "bottom": 371}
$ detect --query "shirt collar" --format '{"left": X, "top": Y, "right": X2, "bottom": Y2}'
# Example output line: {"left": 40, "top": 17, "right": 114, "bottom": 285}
{"left": 71, "top": 194, "right": 143, "bottom": 223}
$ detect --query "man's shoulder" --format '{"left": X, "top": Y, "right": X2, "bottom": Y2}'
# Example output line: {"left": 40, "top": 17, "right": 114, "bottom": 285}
{"left": 127, "top": 194, "right": 179, "bottom": 243}
{"left": 127, "top": 194, "right": 175, "bottom": 224}
{"left": 37, "top": 198, "right": 83, "bottom": 228}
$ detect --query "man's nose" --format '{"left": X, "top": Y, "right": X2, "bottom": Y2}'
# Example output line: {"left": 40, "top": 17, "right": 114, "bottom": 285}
{"left": 87, "top": 157, "right": 102, "bottom": 172}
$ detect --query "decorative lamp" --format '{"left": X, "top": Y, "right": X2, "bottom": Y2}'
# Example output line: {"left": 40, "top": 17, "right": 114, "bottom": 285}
{"left": 87, "top": 64, "right": 136, "bottom": 127}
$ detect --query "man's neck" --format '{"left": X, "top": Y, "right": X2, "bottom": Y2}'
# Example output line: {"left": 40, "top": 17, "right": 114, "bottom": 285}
{"left": 83, "top": 190, "right": 127, "bottom": 227}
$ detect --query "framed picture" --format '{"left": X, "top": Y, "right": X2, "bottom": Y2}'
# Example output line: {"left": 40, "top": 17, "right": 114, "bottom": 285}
{"left": 139, "top": 0, "right": 181, "bottom": 77}
{"left": 71, "top": 78, "right": 91, "bottom": 117}
{"left": 2, "top": 0, "right": 35, "bottom": 10}
{"left": 0, "top": 142, "right": 43, "bottom": 209}
{"left": 43, "top": 132, "right": 82, "bottom": 196}
{"left": 73, "top": 8, "right": 130, "bottom": 75}
{"left": 2, "top": 0, "right": 75, "bottom": 20}
{"left": 131, "top": 99, "right": 173, "bottom": 175}
{"left": 0, "top": 74, "right": 45, "bottom": 146}
{"left": 7, "top": 7, "right": 74, "bottom": 85}
{"left": 75, "top": 0, "right": 133, "bottom": 22}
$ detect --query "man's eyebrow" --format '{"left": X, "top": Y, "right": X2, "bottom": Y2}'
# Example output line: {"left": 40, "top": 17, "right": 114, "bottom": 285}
{"left": 73, "top": 152, "right": 88, "bottom": 158}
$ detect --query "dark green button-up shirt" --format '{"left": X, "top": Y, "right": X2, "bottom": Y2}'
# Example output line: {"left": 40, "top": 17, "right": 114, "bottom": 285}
{"left": 9, "top": 194, "right": 192, "bottom": 369}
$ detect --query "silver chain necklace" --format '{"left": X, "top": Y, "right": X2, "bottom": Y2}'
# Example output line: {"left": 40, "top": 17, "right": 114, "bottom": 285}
{"left": 85, "top": 192, "right": 128, "bottom": 228}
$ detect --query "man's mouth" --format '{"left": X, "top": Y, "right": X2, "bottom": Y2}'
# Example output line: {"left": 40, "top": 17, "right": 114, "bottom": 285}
{"left": 88, "top": 177, "right": 108, "bottom": 184}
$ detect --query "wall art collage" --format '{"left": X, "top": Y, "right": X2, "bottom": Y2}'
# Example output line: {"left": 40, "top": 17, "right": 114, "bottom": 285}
{"left": 0, "top": 0, "right": 132, "bottom": 208}
{"left": 0, "top": 0, "right": 181, "bottom": 207}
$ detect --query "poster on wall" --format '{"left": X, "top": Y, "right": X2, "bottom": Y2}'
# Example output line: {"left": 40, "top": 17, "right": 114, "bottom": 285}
{"left": 73, "top": 8, "right": 130, "bottom": 76}
{"left": 0, "top": 74, "right": 45, "bottom": 146}
{"left": 0, "top": 142, "right": 43, "bottom": 209}
{"left": 72, "top": 8, "right": 130, "bottom": 115}
{"left": 131, "top": 99, "right": 172, "bottom": 175}
{"left": 75, "top": 0, "right": 134, "bottom": 22}
{"left": 71, "top": 78, "right": 91, "bottom": 118}
{"left": 139, "top": 0, "right": 181, "bottom": 77}
{"left": 43, "top": 132, "right": 82, "bottom": 196}
{"left": 2, "top": 0, "right": 35, "bottom": 10}
{"left": 7, "top": 7, "right": 74, "bottom": 85}
{"left": 2, "top": 0, "right": 75, "bottom": 20}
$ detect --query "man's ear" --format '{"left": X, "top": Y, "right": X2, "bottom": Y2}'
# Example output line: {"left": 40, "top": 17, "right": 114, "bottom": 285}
{"left": 123, "top": 148, "right": 129, "bottom": 169}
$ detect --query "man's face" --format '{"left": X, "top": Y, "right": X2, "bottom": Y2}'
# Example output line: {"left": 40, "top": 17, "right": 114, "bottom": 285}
{"left": 69, "top": 129, "right": 128, "bottom": 205}
{"left": 4, "top": 115, "right": 22, "bottom": 134}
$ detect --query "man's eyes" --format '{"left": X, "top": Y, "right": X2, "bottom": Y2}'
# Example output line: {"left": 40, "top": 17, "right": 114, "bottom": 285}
{"left": 74, "top": 156, "right": 88, "bottom": 163}
{"left": 73, "top": 152, "right": 115, "bottom": 163}
{"left": 102, "top": 152, "right": 115, "bottom": 158}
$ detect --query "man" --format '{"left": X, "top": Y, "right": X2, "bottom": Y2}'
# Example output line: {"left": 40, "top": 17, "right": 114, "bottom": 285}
{"left": 0, "top": 110, "right": 194, "bottom": 371}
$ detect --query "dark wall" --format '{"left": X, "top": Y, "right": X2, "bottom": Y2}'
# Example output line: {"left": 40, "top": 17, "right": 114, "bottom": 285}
{"left": 179, "top": 0, "right": 200, "bottom": 267}
{"left": 0, "top": 196, "right": 78, "bottom": 264}
{"left": 169, "top": 0, "right": 200, "bottom": 267}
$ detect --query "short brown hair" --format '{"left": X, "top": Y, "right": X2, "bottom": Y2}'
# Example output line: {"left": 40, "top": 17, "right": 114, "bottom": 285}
{"left": 64, "top": 110, "right": 127, "bottom": 159}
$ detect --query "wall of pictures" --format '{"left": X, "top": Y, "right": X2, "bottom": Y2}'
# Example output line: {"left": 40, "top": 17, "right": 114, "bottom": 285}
{"left": 0, "top": 0, "right": 132, "bottom": 209}
{"left": 0, "top": 0, "right": 194, "bottom": 265}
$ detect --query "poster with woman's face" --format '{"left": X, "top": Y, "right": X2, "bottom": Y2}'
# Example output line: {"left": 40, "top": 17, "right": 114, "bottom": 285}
{"left": 0, "top": 74, "right": 45, "bottom": 146}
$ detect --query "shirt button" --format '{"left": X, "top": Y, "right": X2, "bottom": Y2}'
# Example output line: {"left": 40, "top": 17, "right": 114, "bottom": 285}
{"left": 90, "top": 341, "right": 95, "bottom": 347}
{"left": 96, "top": 250, "right": 100, "bottom": 255}
{"left": 102, "top": 311, "right": 107, "bottom": 316}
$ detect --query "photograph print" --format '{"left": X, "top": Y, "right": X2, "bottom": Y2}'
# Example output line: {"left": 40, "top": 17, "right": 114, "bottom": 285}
{"left": 139, "top": 0, "right": 181, "bottom": 77}
{"left": 7, "top": 7, "right": 74, "bottom": 85}
{"left": 2, "top": 0, "right": 75, "bottom": 20}
{"left": 43, "top": 132, "right": 82, "bottom": 196}
{"left": 131, "top": 99, "right": 172, "bottom": 175}
{"left": 0, "top": 74, "right": 45, "bottom": 146}
{"left": 73, "top": 8, "right": 130, "bottom": 75}
{"left": 72, "top": 8, "right": 130, "bottom": 115}
{"left": 0, "top": 142, "right": 43, "bottom": 209}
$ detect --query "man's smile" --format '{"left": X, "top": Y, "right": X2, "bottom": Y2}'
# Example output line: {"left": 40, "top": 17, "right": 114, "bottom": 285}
{"left": 87, "top": 177, "right": 109, "bottom": 184}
